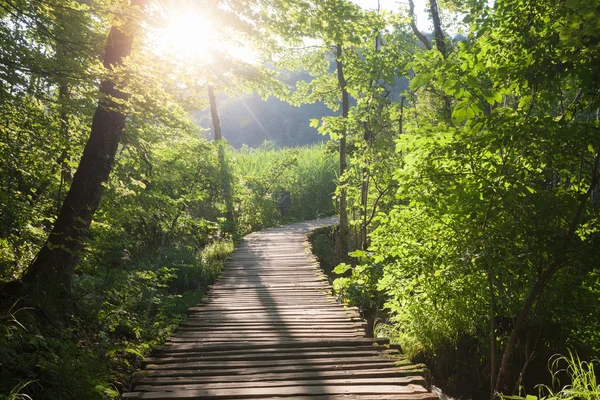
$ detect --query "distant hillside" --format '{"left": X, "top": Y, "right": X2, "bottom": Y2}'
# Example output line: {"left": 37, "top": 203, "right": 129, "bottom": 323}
{"left": 197, "top": 93, "right": 335, "bottom": 148}
{"left": 197, "top": 69, "right": 408, "bottom": 148}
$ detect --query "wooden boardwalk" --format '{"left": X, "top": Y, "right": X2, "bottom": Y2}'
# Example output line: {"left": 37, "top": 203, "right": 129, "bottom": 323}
{"left": 123, "top": 218, "right": 436, "bottom": 400}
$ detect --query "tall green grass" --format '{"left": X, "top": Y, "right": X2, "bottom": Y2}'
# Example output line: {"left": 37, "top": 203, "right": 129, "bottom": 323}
{"left": 502, "top": 351, "right": 600, "bottom": 400}
{"left": 227, "top": 142, "right": 338, "bottom": 233}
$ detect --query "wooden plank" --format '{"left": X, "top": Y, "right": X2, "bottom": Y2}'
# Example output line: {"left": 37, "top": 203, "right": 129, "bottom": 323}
{"left": 133, "top": 376, "right": 427, "bottom": 392}
{"left": 145, "top": 356, "right": 413, "bottom": 370}
{"left": 157, "top": 338, "right": 391, "bottom": 353}
{"left": 133, "top": 367, "right": 426, "bottom": 385}
{"left": 123, "top": 384, "right": 429, "bottom": 399}
{"left": 153, "top": 344, "right": 394, "bottom": 358}
{"left": 133, "top": 362, "right": 421, "bottom": 379}
{"left": 143, "top": 349, "right": 404, "bottom": 364}
{"left": 178, "top": 319, "right": 363, "bottom": 326}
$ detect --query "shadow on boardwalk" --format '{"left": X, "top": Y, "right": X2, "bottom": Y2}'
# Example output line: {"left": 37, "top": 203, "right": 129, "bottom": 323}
{"left": 123, "top": 218, "right": 436, "bottom": 400}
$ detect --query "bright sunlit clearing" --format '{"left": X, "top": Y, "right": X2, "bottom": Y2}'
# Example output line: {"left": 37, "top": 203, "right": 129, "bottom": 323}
{"left": 155, "top": 8, "right": 258, "bottom": 65}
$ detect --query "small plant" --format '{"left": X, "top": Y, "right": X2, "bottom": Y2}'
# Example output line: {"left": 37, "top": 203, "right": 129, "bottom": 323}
{"left": 5, "top": 380, "right": 35, "bottom": 400}
{"left": 501, "top": 351, "right": 600, "bottom": 400}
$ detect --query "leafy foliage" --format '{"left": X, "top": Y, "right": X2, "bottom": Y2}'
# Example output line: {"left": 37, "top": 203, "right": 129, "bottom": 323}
{"left": 0, "top": 0, "right": 338, "bottom": 397}
{"left": 2, "top": 0, "right": 600, "bottom": 398}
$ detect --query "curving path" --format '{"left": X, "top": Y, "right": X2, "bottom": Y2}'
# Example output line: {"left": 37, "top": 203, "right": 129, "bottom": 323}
{"left": 123, "top": 218, "right": 437, "bottom": 400}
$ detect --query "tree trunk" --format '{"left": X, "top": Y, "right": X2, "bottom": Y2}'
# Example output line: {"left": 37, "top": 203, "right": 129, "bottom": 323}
{"left": 494, "top": 152, "right": 600, "bottom": 396}
{"left": 487, "top": 269, "right": 497, "bottom": 400}
{"left": 407, "top": 0, "right": 432, "bottom": 50}
{"left": 360, "top": 171, "right": 369, "bottom": 250}
{"left": 208, "top": 85, "right": 233, "bottom": 223}
{"left": 336, "top": 43, "right": 349, "bottom": 258}
{"left": 217, "top": 143, "right": 234, "bottom": 223}
{"left": 399, "top": 96, "right": 405, "bottom": 135}
{"left": 208, "top": 85, "right": 222, "bottom": 141}
{"left": 56, "top": 82, "right": 71, "bottom": 214}
{"left": 428, "top": 0, "right": 447, "bottom": 57}
{"left": 424, "top": 0, "right": 452, "bottom": 122}
{"left": 19, "top": 0, "right": 147, "bottom": 305}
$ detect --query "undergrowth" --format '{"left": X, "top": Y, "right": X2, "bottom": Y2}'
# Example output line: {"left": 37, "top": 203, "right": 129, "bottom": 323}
{"left": 502, "top": 352, "right": 600, "bottom": 400}
{"left": 0, "top": 238, "right": 233, "bottom": 399}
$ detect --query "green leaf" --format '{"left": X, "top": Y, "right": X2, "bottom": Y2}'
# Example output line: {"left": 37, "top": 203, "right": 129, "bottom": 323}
{"left": 349, "top": 250, "right": 366, "bottom": 258}
{"left": 409, "top": 72, "right": 434, "bottom": 91}
{"left": 310, "top": 118, "right": 320, "bottom": 128}
{"left": 333, "top": 263, "right": 352, "bottom": 275}
{"left": 493, "top": 92, "right": 503, "bottom": 103}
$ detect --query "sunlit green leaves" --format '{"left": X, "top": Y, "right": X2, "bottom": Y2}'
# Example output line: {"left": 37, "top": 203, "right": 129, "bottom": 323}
{"left": 409, "top": 72, "right": 434, "bottom": 91}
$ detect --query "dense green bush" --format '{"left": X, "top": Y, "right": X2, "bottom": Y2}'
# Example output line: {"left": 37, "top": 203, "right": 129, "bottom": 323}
{"left": 326, "top": 1, "right": 600, "bottom": 398}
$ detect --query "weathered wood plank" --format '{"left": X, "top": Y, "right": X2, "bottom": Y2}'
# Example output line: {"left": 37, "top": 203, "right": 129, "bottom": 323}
{"left": 133, "top": 362, "right": 424, "bottom": 379}
{"left": 143, "top": 349, "right": 404, "bottom": 364}
{"left": 133, "top": 367, "right": 426, "bottom": 386}
{"left": 145, "top": 356, "right": 412, "bottom": 371}
{"left": 133, "top": 376, "right": 427, "bottom": 392}
{"left": 123, "top": 384, "right": 429, "bottom": 399}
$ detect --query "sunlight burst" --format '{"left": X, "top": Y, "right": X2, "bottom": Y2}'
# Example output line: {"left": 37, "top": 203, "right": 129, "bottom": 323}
{"left": 156, "top": 8, "right": 258, "bottom": 65}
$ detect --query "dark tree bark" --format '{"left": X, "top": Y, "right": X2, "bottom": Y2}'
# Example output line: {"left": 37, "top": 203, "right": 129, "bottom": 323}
{"left": 336, "top": 43, "right": 349, "bottom": 257}
{"left": 428, "top": 0, "right": 447, "bottom": 57}
{"left": 18, "top": 0, "right": 147, "bottom": 304}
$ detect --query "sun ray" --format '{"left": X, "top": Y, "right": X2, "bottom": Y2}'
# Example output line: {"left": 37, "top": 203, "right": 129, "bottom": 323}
{"left": 154, "top": 6, "right": 258, "bottom": 65}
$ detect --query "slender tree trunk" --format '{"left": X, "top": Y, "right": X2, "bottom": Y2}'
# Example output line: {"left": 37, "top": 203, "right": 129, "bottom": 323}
{"left": 217, "top": 143, "right": 234, "bottom": 223}
{"left": 428, "top": 0, "right": 447, "bottom": 57}
{"left": 336, "top": 44, "right": 349, "bottom": 257}
{"left": 358, "top": 12, "right": 380, "bottom": 252}
{"left": 487, "top": 270, "right": 497, "bottom": 400}
{"left": 56, "top": 82, "right": 71, "bottom": 214}
{"left": 208, "top": 85, "right": 222, "bottom": 141}
{"left": 407, "top": 0, "right": 431, "bottom": 50}
{"left": 494, "top": 152, "right": 600, "bottom": 395}
{"left": 427, "top": 0, "right": 452, "bottom": 121}
{"left": 399, "top": 96, "right": 405, "bottom": 135}
{"left": 55, "top": 8, "right": 72, "bottom": 214}
{"left": 208, "top": 85, "right": 233, "bottom": 222}
{"left": 19, "top": 0, "right": 147, "bottom": 305}
{"left": 360, "top": 171, "right": 369, "bottom": 250}
{"left": 493, "top": 277, "right": 545, "bottom": 396}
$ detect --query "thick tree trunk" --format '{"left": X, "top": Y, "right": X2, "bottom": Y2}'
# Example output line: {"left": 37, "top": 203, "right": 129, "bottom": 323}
{"left": 336, "top": 44, "right": 349, "bottom": 257}
{"left": 19, "top": 0, "right": 146, "bottom": 304}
